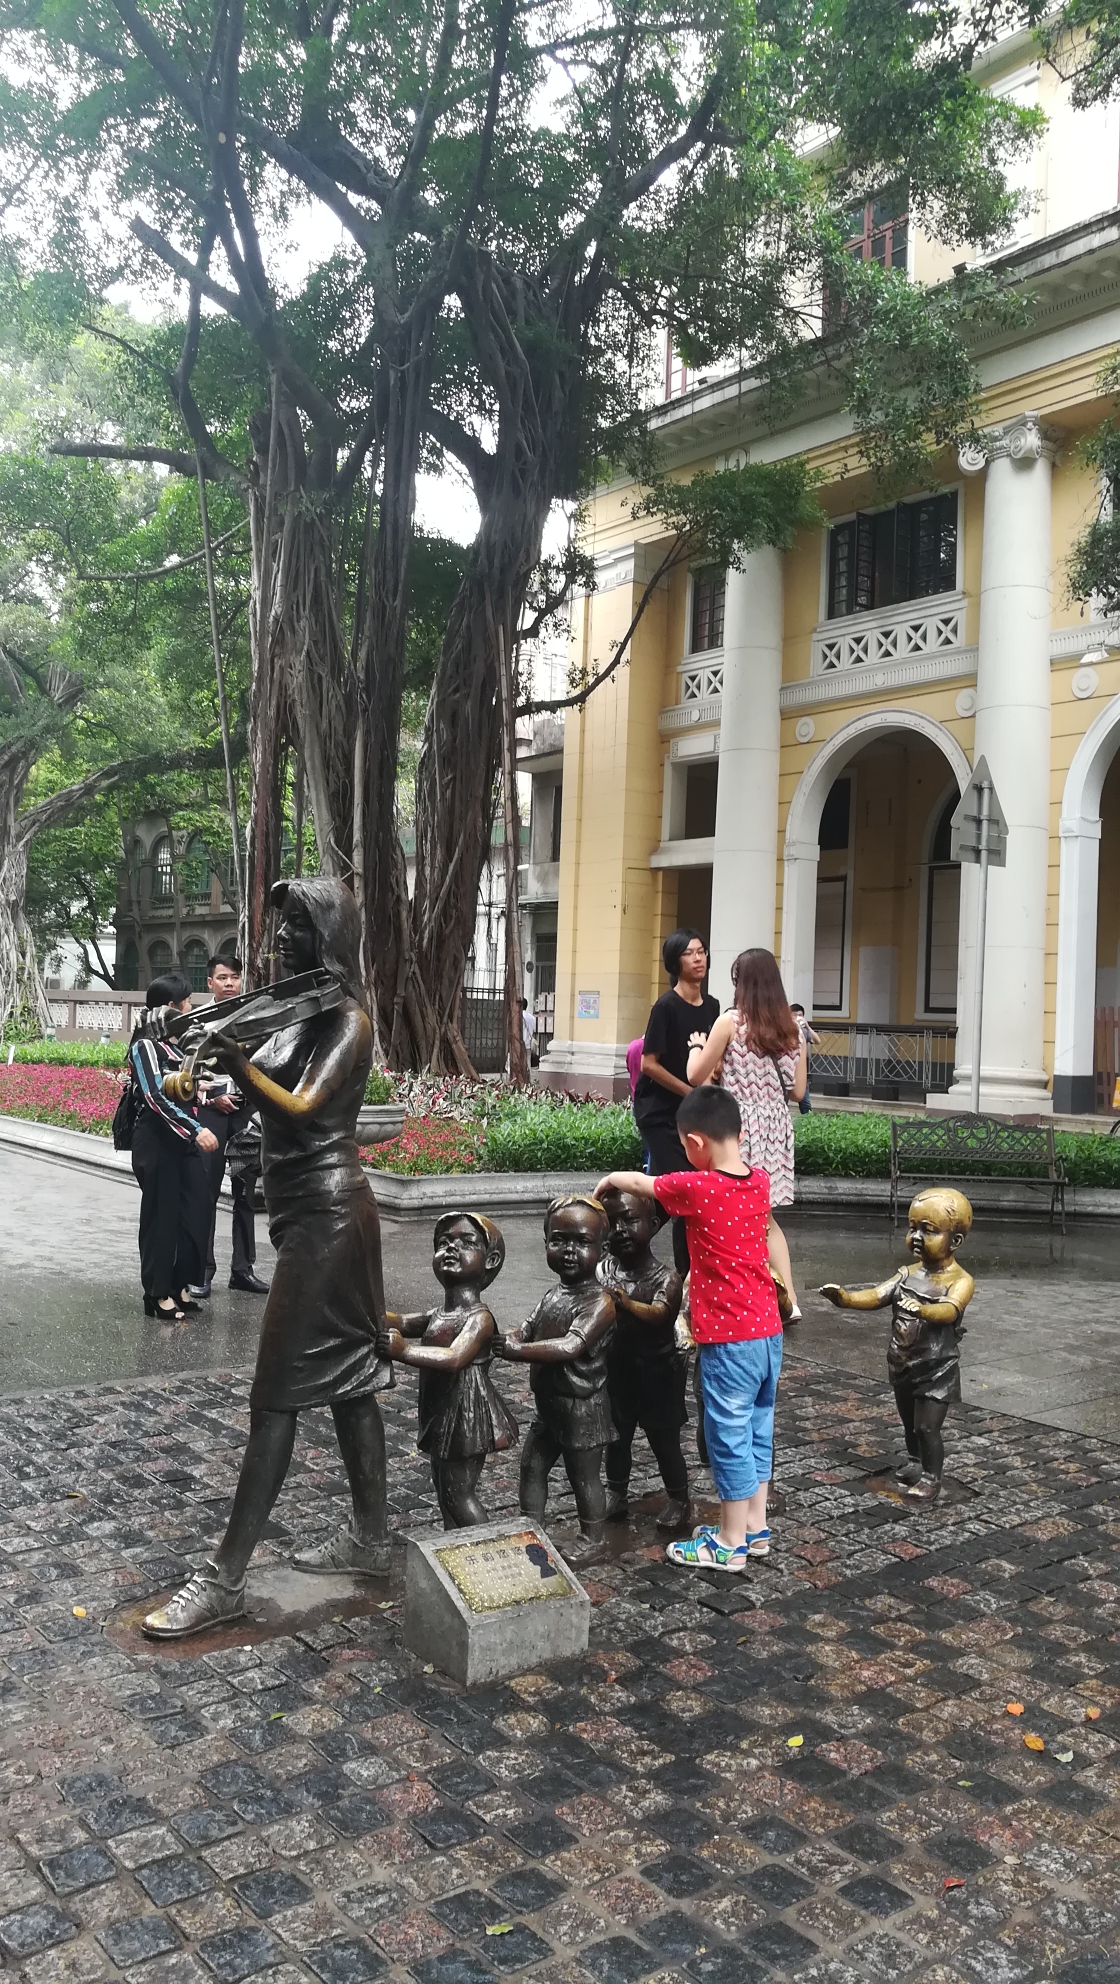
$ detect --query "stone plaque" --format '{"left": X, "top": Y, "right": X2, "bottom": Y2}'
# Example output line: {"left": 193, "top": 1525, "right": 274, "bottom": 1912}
{"left": 404, "top": 1519, "right": 590, "bottom": 1687}
{"left": 436, "top": 1530, "right": 574, "bottom": 1615}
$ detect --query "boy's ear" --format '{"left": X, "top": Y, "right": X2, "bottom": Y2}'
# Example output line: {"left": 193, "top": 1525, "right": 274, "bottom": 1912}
{"left": 486, "top": 1245, "right": 504, "bottom": 1276}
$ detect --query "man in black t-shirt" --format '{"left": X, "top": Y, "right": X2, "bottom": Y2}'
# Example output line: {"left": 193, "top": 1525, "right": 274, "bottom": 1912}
{"left": 633, "top": 928, "right": 721, "bottom": 1272}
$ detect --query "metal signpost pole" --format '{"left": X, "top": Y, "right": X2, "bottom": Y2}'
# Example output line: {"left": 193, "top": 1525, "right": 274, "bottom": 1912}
{"left": 969, "top": 777, "right": 992, "bottom": 1117}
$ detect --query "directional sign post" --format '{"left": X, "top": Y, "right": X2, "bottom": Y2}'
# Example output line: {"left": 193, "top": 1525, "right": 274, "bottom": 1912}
{"left": 951, "top": 757, "right": 1008, "bottom": 1115}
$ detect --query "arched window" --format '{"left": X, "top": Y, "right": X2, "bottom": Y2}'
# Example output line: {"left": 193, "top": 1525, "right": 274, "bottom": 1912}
{"left": 151, "top": 836, "right": 175, "bottom": 903}
{"left": 182, "top": 834, "right": 212, "bottom": 904}
{"left": 182, "top": 940, "right": 209, "bottom": 992}
{"left": 218, "top": 937, "right": 240, "bottom": 963}
{"left": 118, "top": 940, "right": 139, "bottom": 990}
{"left": 148, "top": 939, "right": 173, "bottom": 980}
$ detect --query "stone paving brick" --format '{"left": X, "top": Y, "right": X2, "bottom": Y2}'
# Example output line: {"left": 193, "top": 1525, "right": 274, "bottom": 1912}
{"left": 4, "top": 1360, "right": 1120, "bottom": 1984}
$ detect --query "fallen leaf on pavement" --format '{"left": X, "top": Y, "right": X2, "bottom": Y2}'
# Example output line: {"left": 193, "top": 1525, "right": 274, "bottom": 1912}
{"left": 1005, "top": 1702, "right": 1024, "bottom": 1716}
{"left": 1024, "top": 1733, "right": 1045, "bottom": 1752}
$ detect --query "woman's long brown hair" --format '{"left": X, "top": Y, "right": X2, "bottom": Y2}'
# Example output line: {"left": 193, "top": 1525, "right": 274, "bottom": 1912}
{"left": 731, "top": 948, "right": 799, "bottom": 1056}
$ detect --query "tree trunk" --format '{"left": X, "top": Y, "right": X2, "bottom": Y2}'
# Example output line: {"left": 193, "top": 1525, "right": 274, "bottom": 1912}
{"left": 408, "top": 476, "right": 551, "bottom": 1071}
{"left": 0, "top": 831, "right": 51, "bottom": 1036}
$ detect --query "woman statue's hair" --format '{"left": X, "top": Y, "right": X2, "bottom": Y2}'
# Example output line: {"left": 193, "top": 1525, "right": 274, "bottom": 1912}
{"left": 271, "top": 878, "right": 365, "bottom": 1004}
{"left": 730, "top": 947, "right": 799, "bottom": 1056}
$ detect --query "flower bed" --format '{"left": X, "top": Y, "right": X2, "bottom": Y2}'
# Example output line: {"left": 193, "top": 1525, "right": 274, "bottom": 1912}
{"left": 0, "top": 1063, "right": 122, "bottom": 1135}
{"left": 360, "top": 1116, "right": 484, "bottom": 1175}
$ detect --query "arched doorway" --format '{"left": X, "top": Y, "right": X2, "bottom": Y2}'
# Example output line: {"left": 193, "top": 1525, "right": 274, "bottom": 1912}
{"left": 1054, "top": 692, "right": 1120, "bottom": 1112}
{"left": 781, "top": 709, "right": 970, "bottom": 1097}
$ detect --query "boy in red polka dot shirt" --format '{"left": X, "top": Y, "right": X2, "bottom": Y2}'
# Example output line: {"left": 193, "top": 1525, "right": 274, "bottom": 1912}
{"left": 597, "top": 1085, "right": 786, "bottom": 1573}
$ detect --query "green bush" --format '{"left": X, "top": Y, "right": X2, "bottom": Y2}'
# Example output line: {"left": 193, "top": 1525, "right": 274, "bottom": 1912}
{"left": 1054, "top": 1130, "right": 1120, "bottom": 1187}
{"left": 364, "top": 1068, "right": 394, "bottom": 1104}
{"left": 4, "top": 1038, "right": 129, "bottom": 1069}
{"left": 483, "top": 1099, "right": 643, "bottom": 1173}
{"left": 793, "top": 1111, "right": 892, "bottom": 1177}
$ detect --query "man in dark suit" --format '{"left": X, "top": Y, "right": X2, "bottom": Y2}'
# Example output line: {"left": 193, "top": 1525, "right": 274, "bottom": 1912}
{"left": 187, "top": 954, "right": 269, "bottom": 1297}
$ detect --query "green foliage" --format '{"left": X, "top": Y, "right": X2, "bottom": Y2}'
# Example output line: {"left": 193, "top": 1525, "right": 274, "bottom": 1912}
{"left": 793, "top": 1111, "right": 893, "bottom": 1178}
{"left": 636, "top": 460, "right": 824, "bottom": 569}
{"left": 1032, "top": 3, "right": 1120, "bottom": 111}
{"left": 1066, "top": 357, "right": 1120, "bottom": 611}
{"left": 364, "top": 1068, "right": 395, "bottom": 1104}
{"left": 3, "top": 1038, "right": 128, "bottom": 1067}
{"left": 1054, "top": 1131, "right": 1120, "bottom": 1187}
{"left": 483, "top": 1099, "right": 643, "bottom": 1173}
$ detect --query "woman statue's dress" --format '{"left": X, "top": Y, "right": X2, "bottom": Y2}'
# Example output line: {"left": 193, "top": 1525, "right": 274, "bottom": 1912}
{"left": 249, "top": 1016, "right": 393, "bottom": 1412}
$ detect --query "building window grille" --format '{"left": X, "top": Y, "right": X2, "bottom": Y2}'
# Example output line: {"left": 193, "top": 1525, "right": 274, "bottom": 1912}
{"left": 827, "top": 491, "right": 957, "bottom": 619}
{"left": 151, "top": 836, "right": 175, "bottom": 902}
{"left": 183, "top": 940, "right": 209, "bottom": 992}
{"left": 182, "top": 834, "right": 212, "bottom": 905}
{"left": 824, "top": 186, "right": 908, "bottom": 328}
{"left": 690, "top": 567, "right": 726, "bottom": 653}
{"left": 148, "top": 939, "right": 173, "bottom": 979}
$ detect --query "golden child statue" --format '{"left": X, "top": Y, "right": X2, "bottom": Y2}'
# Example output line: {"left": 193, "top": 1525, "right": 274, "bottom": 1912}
{"left": 819, "top": 1189, "right": 975, "bottom": 1503}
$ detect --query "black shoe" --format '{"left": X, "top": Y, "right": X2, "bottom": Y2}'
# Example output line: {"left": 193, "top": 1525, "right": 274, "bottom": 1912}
{"left": 604, "top": 1491, "right": 630, "bottom": 1523}
{"left": 186, "top": 1281, "right": 212, "bottom": 1301}
{"left": 229, "top": 1270, "right": 270, "bottom": 1294}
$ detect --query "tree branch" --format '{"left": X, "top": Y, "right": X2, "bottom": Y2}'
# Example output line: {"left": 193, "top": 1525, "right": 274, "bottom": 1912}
{"left": 516, "top": 539, "right": 687, "bottom": 714}
{"left": 423, "top": 404, "right": 495, "bottom": 503}
{"left": 16, "top": 736, "right": 247, "bottom": 847}
{"left": 76, "top": 520, "right": 248, "bottom": 583}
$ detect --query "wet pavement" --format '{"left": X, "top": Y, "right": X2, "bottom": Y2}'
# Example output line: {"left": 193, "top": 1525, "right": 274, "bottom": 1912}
{"left": 2, "top": 1345, "right": 1120, "bottom": 1983}
{"left": 3, "top": 1152, "right": 1120, "bottom": 1443}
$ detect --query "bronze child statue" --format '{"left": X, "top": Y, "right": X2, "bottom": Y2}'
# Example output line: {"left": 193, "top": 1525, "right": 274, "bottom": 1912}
{"left": 494, "top": 1195, "right": 615, "bottom": 1560}
{"left": 820, "top": 1187, "right": 975, "bottom": 1503}
{"left": 378, "top": 1212, "right": 519, "bottom": 1529}
{"left": 597, "top": 1187, "right": 691, "bottom": 1531}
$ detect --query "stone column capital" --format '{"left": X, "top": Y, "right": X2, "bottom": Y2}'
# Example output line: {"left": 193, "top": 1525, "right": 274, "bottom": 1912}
{"left": 957, "top": 411, "right": 1061, "bottom": 476}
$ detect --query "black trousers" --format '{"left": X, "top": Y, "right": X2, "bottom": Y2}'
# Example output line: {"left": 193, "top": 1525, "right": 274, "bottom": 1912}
{"left": 197, "top": 1105, "right": 256, "bottom": 1280}
{"left": 637, "top": 1114, "right": 692, "bottom": 1274}
{"left": 131, "top": 1113, "right": 211, "bottom": 1301}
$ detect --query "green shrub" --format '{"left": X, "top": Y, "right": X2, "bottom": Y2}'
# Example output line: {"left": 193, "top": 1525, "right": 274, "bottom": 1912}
{"left": 483, "top": 1099, "right": 643, "bottom": 1173}
{"left": 4, "top": 1038, "right": 129, "bottom": 1070}
{"left": 364, "top": 1068, "right": 394, "bottom": 1104}
{"left": 1054, "top": 1130, "right": 1120, "bottom": 1188}
{"left": 793, "top": 1111, "right": 892, "bottom": 1177}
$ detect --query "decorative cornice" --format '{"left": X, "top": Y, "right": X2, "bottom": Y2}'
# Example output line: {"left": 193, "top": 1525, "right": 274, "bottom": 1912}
{"left": 576, "top": 540, "right": 669, "bottom": 596}
{"left": 780, "top": 648, "right": 978, "bottom": 712}
{"left": 658, "top": 699, "right": 722, "bottom": 734}
{"left": 958, "top": 410, "right": 1061, "bottom": 474}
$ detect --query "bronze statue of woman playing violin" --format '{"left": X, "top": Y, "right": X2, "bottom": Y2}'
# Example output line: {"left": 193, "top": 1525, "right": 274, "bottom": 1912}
{"left": 144, "top": 878, "right": 393, "bottom": 1638}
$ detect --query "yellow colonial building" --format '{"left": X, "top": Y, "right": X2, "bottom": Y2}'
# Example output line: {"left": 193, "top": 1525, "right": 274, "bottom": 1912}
{"left": 540, "top": 33, "right": 1120, "bottom": 1117}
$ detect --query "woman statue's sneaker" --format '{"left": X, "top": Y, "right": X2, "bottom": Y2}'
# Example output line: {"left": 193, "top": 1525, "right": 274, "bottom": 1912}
{"left": 142, "top": 1564, "right": 245, "bottom": 1639}
{"left": 293, "top": 1525, "right": 391, "bottom": 1578}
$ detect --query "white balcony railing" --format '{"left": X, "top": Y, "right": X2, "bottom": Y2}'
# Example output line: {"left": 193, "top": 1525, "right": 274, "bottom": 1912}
{"left": 678, "top": 650, "right": 725, "bottom": 702}
{"left": 812, "top": 593, "right": 967, "bottom": 677}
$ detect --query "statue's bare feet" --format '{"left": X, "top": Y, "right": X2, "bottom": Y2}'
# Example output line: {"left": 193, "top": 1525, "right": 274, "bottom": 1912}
{"left": 142, "top": 1564, "right": 245, "bottom": 1639}
{"left": 905, "top": 1473, "right": 942, "bottom": 1502}
{"left": 292, "top": 1525, "right": 391, "bottom": 1578}
{"left": 895, "top": 1458, "right": 923, "bottom": 1487}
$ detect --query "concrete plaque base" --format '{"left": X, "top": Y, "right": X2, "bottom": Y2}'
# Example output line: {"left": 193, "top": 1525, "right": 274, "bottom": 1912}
{"left": 403, "top": 1519, "right": 590, "bottom": 1687}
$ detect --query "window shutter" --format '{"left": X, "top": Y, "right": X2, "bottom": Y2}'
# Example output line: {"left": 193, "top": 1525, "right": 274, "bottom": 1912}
{"left": 891, "top": 501, "right": 914, "bottom": 607}
{"left": 854, "top": 513, "right": 876, "bottom": 612}
{"left": 828, "top": 520, "right": 856, "bottom": 617}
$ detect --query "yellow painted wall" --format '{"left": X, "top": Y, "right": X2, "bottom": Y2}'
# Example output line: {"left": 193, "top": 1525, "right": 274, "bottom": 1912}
{"left": 555, "top": 577, "right": 670, "bottom": 1052}
{"left": 1097, "top": 754, "right": 1120, "bottom": 986}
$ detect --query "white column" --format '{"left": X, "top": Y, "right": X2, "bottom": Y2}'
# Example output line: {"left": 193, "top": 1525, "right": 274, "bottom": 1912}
{"left": 709, "top": 547, "right": 783, "bottom": 1005}
{"left": 947, "top": 412, "right": 1055, "bottom": 1114}
{"left": 780, "top": 839, "right": 822, "bottom": 1014}
{"left": 1053, "top": 815, "right": 1101, "bottom": 1114}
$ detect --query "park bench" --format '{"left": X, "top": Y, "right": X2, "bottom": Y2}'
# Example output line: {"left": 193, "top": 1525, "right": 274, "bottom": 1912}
{"left": 889, "top": 1113, "right": 1066, "bottom": 1231}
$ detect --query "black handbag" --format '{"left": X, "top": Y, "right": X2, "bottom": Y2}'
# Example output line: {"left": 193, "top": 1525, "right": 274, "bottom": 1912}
{"left": 112, "top": 1076, "right": 139, "bottom": 1152}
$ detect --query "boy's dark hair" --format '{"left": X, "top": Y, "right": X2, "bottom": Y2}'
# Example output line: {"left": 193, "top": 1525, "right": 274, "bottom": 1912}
{"left": 790, "top": 1002, "right": 805, "bottom": 1015}
{"left": 208, "top": 953, "right": 242, "bottom": 975}
{"left": 146, "top": 972, "right": 192, "bottom": 1009}
{"left": 676, "top": 1084, "right": 742, "bottom": 1143}
{"left": 661, "top": 926, "right": 705, "bottom": 984}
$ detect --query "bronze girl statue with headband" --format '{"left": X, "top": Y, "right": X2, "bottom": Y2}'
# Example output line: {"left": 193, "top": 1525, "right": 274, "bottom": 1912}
{"left": 379, "top": 1212, "right": 518, "bottom": 1528}
{"left": 495, "top": 1195, "right": 616, "bottom": 1559}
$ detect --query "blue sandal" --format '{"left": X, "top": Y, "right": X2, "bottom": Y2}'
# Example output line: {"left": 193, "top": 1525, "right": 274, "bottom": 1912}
{"left": 667, "top": 1531, "right": 747, "bottom": 1573}
{"left": 745, "top": 1528, "right": 770, "bottom": 1557}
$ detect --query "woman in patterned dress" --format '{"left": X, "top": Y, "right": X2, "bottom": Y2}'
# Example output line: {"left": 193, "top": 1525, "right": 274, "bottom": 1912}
{"left": 686, "top": 948, "right": 807, "bottom": 1317}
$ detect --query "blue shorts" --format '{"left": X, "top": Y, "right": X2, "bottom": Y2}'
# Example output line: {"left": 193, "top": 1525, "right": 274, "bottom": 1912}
{"left": 698, "top": 1335, "right": 783, "bottom": 1502}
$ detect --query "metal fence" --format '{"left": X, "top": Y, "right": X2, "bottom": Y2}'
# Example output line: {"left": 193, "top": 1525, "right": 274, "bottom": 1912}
{"left": 809, "top": 1023, "right": 957, "bottom": 1099}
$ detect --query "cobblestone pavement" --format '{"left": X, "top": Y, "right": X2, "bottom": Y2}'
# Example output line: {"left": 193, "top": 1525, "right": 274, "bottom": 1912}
{"left": 3, "top": 1354, "right": 1120, "bottom": 1984}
